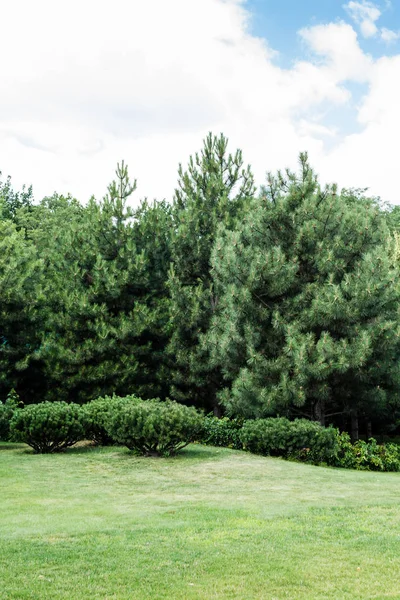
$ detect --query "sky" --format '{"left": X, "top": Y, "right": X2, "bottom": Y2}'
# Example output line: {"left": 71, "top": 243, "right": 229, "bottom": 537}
{"left": 0, "top": 0, "right": 400, "bottom": 205}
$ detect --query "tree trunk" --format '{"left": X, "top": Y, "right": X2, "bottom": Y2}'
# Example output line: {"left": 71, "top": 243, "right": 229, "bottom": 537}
{"left": 366, "top": 419, "right": 372, "bottom": 440}
{"left": 350, "top": 409, "right": 359, "bottom": 443}
{"left": 212, "top": 398, "right": 223, "bottom": 418}
{"left": 209, "top": 382, "right": 223, "bottom": 418}
{"left": 315, "top": 398, "right": 326, "bottom": 427}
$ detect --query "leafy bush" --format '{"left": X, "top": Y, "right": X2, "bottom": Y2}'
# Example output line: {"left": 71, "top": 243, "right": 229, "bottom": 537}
{"left": 83, "top": 394, "right": 140, "bottom": 445}
{"left": 200, "top": 415, "right": 243, "bottom": 449}
{"left": 0, "top": 389, "right": 20, "bottom": 441}
{"left": 239, "top": 417, "right": 338, "bottom": 464}
{"left": 333, "top": 432, "right": 400, "bottom": 472}
{"left": 106, "top": 399, "right": 203, "bottom": 456}
{"left": 10, "top": 401, "right": 86, "bottom": 453}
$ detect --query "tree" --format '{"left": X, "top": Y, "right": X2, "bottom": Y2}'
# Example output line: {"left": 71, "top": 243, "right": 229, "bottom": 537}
{"left": 0, "top": 220, "right": 44, "bottom": 403}
{"left": 168, "top": 132, "right": 255, "bottom": 415}
{"left": 0, "top": 172, "right": 33, "bottom": 222}
{"left": 19, "top": 163, "right": 172, "bottom": 403}
{"left": 208, "top": 154, "right": 400, "bottom": 440}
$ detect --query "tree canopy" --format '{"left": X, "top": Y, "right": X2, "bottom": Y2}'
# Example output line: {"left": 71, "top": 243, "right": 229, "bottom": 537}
{"left": 1, "top": 140, "right": 400, "bottom": 439}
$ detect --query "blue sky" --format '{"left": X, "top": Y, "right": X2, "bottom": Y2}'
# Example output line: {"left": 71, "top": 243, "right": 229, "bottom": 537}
{"left": 246, "top": 0, "right": 400, "bottom": 65}
{"left": 0, "top": 0, "right": 399, "bottom": 204}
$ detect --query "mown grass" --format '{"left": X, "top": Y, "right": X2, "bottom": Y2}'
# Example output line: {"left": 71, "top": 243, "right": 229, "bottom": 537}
{"left": 1, "top": 442, "right": 400, "bottom": 599}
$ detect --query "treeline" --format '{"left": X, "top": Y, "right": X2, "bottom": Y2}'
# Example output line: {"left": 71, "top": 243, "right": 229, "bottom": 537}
{"left": 1, "top": 133, "right": 400, "bottom": 440}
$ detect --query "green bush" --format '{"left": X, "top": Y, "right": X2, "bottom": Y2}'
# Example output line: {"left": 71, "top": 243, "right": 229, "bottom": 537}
{"left": 333, "top": 432, "right": 400, "bottom": 472}
{"left": 10, "top": 401, "right": 86, "bottom": 453}
{"left": 0, "top": 389, "right": 20, "bottom": 441}
{"left": 83, "top": 394, "right": 140, "bottom": 445}
{"left": 239, "top": 417, "right": 338, "bottom": 464}
{"left": 106, "top": 399, "right": 204, "bottom": 456}
{"left": 200, "top": 415, "right": 243, "bottom": 449}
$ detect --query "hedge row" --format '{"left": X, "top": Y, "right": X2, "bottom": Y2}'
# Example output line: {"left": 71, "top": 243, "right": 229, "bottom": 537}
{"left": 3, "top": 396, "right": 400, "bottom": 470}
{"left": 9, "top": 396, "right": 203, "bottom": 456}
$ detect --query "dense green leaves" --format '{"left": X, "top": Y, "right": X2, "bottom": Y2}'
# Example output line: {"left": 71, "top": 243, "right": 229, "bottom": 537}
{"left": 10, "top": 402, "right": 85, "bottom": 453}
{"left": 106, "top": 399, "right": 204, "bottom": 456}
{"left": 207, "top": 154, "right": 400, "bottom": 436}
{"left": 9, "top": 166, "right": 173, "bottom": 404}
{"left": 239, "top": 417, "right": 338, "bottom": 462}
{"left": 0, "top": 389, "right": 20, "bottom": 440}
{"left": 200, "top": 415, "right": 243, "bottom": 449}
{"left": 83, "top": 394, "right": 140, "bottom": 445}
{"left": 333, "top": 432, "right": 400, "bottom": 471}
{"left": 2, "top": 138, "right": 400, "bottom": 441}
{"left": 168, "top": 133, "right": 255, "bottom": 414}
{"left": 0, "top": 220, "right": 44, "bottom": 403}
{"left": 0, "top": 172, "right": 33, "bottom": 222}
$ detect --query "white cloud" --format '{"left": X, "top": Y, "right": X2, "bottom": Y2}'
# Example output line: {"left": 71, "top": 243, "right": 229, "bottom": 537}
{"left": 299, "top": 22, "right": 373, "bottom": 82}
{"left": 343, "top": 0, "right": 399, "bottom": 43}
{"left": 380, "top": 27, "right": 400, "bottom": 42}
{"left": 344, "top": 1, "right": 381, "bottom": 38}
{"left": 0, "top": 0, "right": 400, "bottom": 205}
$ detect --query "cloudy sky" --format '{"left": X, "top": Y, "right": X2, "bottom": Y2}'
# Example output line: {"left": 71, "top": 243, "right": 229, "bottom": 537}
{"left": 1, "top": 0, "right": 400, "bottom": 204}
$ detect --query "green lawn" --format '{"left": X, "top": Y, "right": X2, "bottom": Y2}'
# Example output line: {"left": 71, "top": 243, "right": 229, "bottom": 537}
{"left": 1, "top": 443, "right": 400, "bottom": 599}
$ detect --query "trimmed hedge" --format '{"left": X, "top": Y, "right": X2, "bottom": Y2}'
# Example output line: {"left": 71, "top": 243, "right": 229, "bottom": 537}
{"left": 10, "top": 401, "right": 85, "bottom": 453}
{"left": 239, "top": 417, "right": 338, "bottom": 464}
{"left": 83, "top": 394, "right": 140, "bottom": 445}
{"left": 200, "top": 415, "right": 243, "bottom": 449}
{"left": 106, "top": 398, "right": 203, "bottom": 456}
{"left": 333, "top": 432, "right": 400, "bottom": 472}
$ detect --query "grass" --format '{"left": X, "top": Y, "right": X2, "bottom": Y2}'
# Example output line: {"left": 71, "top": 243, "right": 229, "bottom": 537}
{"left": 1, "top": 443, "right": 400, "bottom": 599}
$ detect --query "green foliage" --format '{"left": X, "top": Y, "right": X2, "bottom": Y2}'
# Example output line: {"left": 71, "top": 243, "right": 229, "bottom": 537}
{"left": 200, "top": 415, "right": 243, "bottom": 449}
{"left": 83, "top": 394, "right": 140, "bottom": 445}
{"left": 239, "top": 418, "right": 338, "bottom": 463}
{"left": 208, "top": 154, "right": 400, "bottom": 431}
{"left": 0, "top": 172, "right": 33, "bottom": 222}
{"left": 333, "top": 432, "right": 400, "bottom": 471}
{"left": 0, "top": 221, "right": 44, "bottom": 403}
{"left": 2, "top": 139, "right": 400, "bottom": 440}
{"left": 0, "top": 389, "right": 20, "bottom": 440}
{"left": 17, "top": 166, "right": 172, "bottom": 404}
{"left": 168, "top": 132, "right": 255, "bottom": 414}
{"left": 385, "top": 204, "right": 400, "bottom": 233}
{"left": 10, "top": 401, "right": 85, "bottom": 453}
{"left": 106, "top": 399, "right": 204, "bottom": 456}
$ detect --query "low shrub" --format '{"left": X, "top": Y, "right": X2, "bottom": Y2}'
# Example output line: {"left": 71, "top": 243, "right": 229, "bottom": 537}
{"left": 10, "top": 401, "right": 86, "bottom": 453}
{"left": 106, "top": 399, "right": 204, "bottom": 456}
{"left": 200, "top": 415, "right": 243, "bottom": 450}
{"left": 333, "top": 432, "right": 400, "bottom": 472}
{"left": 0, "top": 389, "right": 20, "bottom": 441}
{"left": 83, "top": 394, "right": 140, "bottom": 445}
{"left": 239, "top": 417, "right": 338, "bottom": 464}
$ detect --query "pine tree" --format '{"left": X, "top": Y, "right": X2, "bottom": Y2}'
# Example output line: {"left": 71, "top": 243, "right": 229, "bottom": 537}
{"left": 208, "top": 154, "right": 400, "bottom": 439}
{"left": 0, "top": 219, "right": 44, "bottom": 402}
{"left": 168, "top": 132, "right": 255, "bottom": 414}
{"left": 20, "top": 163, "right": 172, "bottom": 403}
{"left": 0, "top": 172, "right": 33, "bottom": 222}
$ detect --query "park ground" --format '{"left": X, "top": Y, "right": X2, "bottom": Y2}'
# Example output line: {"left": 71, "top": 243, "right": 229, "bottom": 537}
{"left": 1, "top": 442, "right": 400, "bottom": 599}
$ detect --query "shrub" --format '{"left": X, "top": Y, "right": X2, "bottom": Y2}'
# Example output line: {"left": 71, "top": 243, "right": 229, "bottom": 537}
{"left": 333, "top": 432, "right": 400, "bottom": 472}
{"left": 106, "top": 399, "right": 204, "bottom": 456}
{"left": 0, "top": 389, "right": 20, "bottom": 441}
{"left": 83, "top": 394, "right": 140, "bottom": 445}
{"left": 200, "top": 415, "right": 243, "bottom": 449}
{"left": 10, "top": 401, "right": 86, "bottom": 453}
{"left": 239, "top": 417, "right": 338, "bottom": 464}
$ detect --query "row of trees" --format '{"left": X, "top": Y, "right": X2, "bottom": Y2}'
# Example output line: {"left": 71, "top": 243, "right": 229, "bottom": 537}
{"left": 1, "top": 134, "right": 400, "bottom": 440}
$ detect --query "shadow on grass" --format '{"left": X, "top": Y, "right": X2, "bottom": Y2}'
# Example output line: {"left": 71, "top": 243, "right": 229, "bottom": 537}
{"left": 0, "top": 441, "right": 235, "bottom": 461}
{"left": 109, "top": 443, "right": 229, "bottom": 462}
{"left": 0, "top": 442, "right": 26, "bottom": 451}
